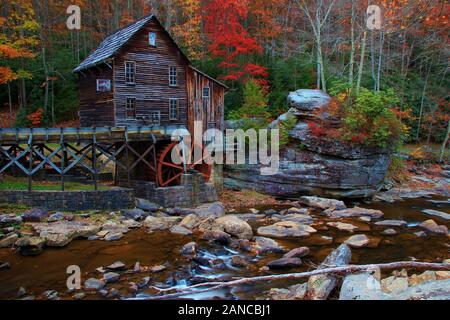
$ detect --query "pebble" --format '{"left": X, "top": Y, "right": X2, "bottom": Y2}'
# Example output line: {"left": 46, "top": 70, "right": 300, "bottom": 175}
{"left": 0, "top": 261, "right": 11, "bottom": 270}
{"left": 103, "top": 272, "right": 120, "bottom": 283}
{"left": 181, "top": 242, "right": 197, "bottom": 257}
{"left": 381, "top": 229, "right": 397, "bottom": 236}
{"left": 84, "top": 278, "right": 105, "bottom": 290}
{"left": 267, "top": 257, "right": 302, "bottom": 269}
{"left": 72, "top": 292, "right": 86, "bottom": 300}
{"left": 137, "top": 277, "right": 151, "bottom": 288}
{"left": 104, "top": 232, "right": 123, "bottom": 241}
{"left": 107, "top": 261, "right": 127, "bottom": 271}
{"left": 414, "top": 231, "right": 428, "bottom": 238}
{"left": 17, "top": 287, "right": 26, "bottom": 297}
{"left": 128, "top": 283, "right": 139, "bottom": 293}
{"left": 230, "top": 255, "right": 250, "bottom": 268}
{"left": 42, "top": 290, "right": 59, "bottom": 300}
{"left": 344, "top": 234, "right": 370, "bottom": 248}
{"left": 283, "top": 247, "right": 310, "bottom": 259}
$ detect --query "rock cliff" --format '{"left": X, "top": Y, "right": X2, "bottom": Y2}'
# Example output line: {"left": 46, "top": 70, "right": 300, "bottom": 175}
{"left": 224, "top": 89, "right": 391, "bottom": 199}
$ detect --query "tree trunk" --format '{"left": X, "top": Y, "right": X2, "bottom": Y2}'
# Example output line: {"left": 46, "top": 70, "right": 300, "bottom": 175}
{"left": 376, "top": 31, "right": 384, "bottom": 92}
{"left": 439, "top": 119, "right": 450, "bottom": 163}
{"left": 7, "top": 82, "right": 13, "bottom": 127}
{"left": 20, "top": 77, "right": 27, "bottom": 110}
{"left": 42, "top": 46, "right": 49, "bottom": 114}
{"left": 356, "top": 31, "right": 367, "bottom": 94}
{"left": 416, "top": 64, "right": 431, "bottom": 141}
{"left": 113, "top": 0, "right": 120, "bottom": 30}
{"left": 349, "top": 1, "right": 355, "bottom": 88}
{"left": 370, "top": 31, "right": 376, "bottom": 91}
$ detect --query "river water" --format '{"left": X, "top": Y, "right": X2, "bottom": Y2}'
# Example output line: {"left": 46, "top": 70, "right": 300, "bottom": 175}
{"left": 0, "top": 197, "right": 449, "bottom": 300}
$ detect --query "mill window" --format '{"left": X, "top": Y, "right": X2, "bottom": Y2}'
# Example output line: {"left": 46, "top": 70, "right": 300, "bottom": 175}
{"left": 149, "top": 111, "right": 161, "bottom": 125}
{"left": 169, "top": 66, "right": 177, "bottom": 86}
{"left": 125, "top": 61, "right": 136, "bottom": 84}
{"left": 126, "top": 98, "right": 136, "bottom": 119}
{"left": 149, "top": 32, "right": 157, "bottom": 46}
{"left": 169, "top": 99, "right": 179, "bottom": 120}
{"left": 96, "top": 79, "right": 111, "bottom": 92}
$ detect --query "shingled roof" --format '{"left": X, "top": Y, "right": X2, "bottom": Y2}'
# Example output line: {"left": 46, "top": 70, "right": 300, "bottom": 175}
{"left": 74, "top": 15, "right": 189, "bottom": 73}
{"left": 74, "top": 14, "right": 228, "bottom": 89}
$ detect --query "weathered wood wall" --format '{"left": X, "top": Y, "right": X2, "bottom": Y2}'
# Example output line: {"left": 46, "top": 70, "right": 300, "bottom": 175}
{"left": 114, "top": 19, "right": 189, "bottom": 127}
{"left": 79, "top": 65, "right": 115, "bottom": 127}
{"left": 186, "top": 67, "right": 225, "bottom": 142}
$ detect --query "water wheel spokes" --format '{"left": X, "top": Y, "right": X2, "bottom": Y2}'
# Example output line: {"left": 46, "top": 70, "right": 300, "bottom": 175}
{"left": 156, "top": 141, "right": 212, "bottom": 187}
{"left": 157, "top": 142, "right": 184, "bottom": 187}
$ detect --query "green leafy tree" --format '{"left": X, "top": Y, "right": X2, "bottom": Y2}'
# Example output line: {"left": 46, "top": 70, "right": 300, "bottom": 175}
{"left": 230, "top": 79, "right": 271, "bottom": 130}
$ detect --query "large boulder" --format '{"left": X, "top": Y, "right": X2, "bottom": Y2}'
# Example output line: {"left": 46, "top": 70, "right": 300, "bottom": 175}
{"left": 421, "top": 209, "right": 450, "bottom": 221}
{"left": 283, "top": 247, "right": 310, "bottom": 259}
{"left": 340, "top": 273, "right": 392, "bottom": 300}
{"left": 179, "top": 214, "right": 201, "bottom": 230}
{"left": 394, "top": 279, "right": 450, "bottom": 300}
{"left": 257, "top": 221, "right": 316, "bottom": 238}
{"left": 121, "top": 208, "right": 148, "bottom": 221}
{"left": 327, "top": 222, "right": 359, "bottom": 232}
{"left": 224, "top": 90, "right": 391, "bottom": 199}
{"left": 325, "top": 207, "right": 384, "bottom": 219}
{"left": 267, "top": 257, "right": 302, "bottom": 269}
{"left": 0, "top": 214, "right": 22, "bottom": 226}
{"left": 300, "top": 196, "right": 346, "bottom": 210}
{"left": 288, "top": 89, "right": 331, "bottom": 113}
{"left": 419, "top": 219, "right": 448, "bottom": 235}
{"left": 15, "top": 237, "right": 45, "bottom": 256}
{"left": 31, "top": 221, "right": 101, "bottom": 247}
{"left": 273, "top": 214, "right": 313, "bottom": 224}
{"left": 340, "top": 275, "right": 450, "bottom": 300}
{"left": 254, "top": 236, "right": 286, "bottom": 255}
{"left": 135, "top": 198, "right": 161, "bottom": 212}
{"left": 344, "top": 234, "right": 370, "bottom": 248}
{"left": 192, "top": 202, "right": 225, "bottom": 218}
{"left": 22, "top": 208, "right": 49, "bottom": 222}
{"left": 375, "top": 220, "right": 407, "bottom": 227}
{"left": 143, "top": 216, "right": 182, "bottom": 232}
{"left": 305, "top": 244, "right": 352, "bottom": 300}
{"left": 0, "top": 233, "right": 18, "bottom": 248}
{"left": 214, "top": 215, "right": 253, "bottom": 240}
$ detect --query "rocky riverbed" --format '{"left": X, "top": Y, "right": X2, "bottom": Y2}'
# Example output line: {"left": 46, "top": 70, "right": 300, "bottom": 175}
{"left": 0, "top": 190, "right": 449, "bottom": 300}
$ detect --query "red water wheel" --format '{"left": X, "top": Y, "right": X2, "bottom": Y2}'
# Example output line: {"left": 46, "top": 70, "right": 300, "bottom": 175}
{"left": 155, "top": 141, "right": 212, "bottom": 187}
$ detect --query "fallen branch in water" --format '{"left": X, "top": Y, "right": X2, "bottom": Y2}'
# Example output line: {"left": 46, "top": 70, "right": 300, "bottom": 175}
{"left": 145, "top": 261, "right": 450, "bottom": 300}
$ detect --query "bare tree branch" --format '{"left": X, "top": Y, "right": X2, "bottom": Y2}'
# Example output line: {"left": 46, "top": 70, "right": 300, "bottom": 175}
{"left": 142, "top": 261, "right": 450, "bottom": 300}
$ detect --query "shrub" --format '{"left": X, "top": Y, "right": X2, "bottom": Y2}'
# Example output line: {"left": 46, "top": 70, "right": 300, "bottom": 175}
{"left": 27, "top": 108, "right": 44, "bottom": 127}
{"left": 308, "top": 87, "right": 410, "bottom": 150}
{"left": 229, "top": 79, "right": 271, "bottom": 131}
{"left": 387, "top": 155, "right": 408, "bottom": 183}
{"left": 278, "top": 113, "right": 298, "bottom": 146}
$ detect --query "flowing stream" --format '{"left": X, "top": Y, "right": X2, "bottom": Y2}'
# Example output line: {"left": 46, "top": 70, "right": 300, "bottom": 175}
{"left": 0, "top": 197, "right": 449, "bottom": 300}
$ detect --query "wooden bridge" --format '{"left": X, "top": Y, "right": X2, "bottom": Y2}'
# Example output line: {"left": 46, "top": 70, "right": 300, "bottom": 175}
{"left": 0, "top": 126, "right": 187, "bottom": 191}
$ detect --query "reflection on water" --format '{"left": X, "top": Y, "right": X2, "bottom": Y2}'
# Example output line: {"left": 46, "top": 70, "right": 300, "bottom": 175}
{"left": 0, "top": 197, "right": 449, "bottom": 300}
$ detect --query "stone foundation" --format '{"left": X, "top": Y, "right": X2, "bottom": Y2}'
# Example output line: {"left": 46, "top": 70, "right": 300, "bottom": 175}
{"left": 119, "top": 173, "right": 218, "bottom": 207}
{"left": 0, "top": 188, "right": 135, "bottom": 211}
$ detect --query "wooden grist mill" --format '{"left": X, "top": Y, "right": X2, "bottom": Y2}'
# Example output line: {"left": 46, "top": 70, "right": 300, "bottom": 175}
{"left": 0, "top": 14, "right": 227, "bottom": 199}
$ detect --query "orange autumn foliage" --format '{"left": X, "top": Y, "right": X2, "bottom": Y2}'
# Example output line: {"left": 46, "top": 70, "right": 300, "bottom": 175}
{"left": 27, "top": 108, "right": 44, "bottom": 127}
{"left": 0, "top": 66, "right": 18, "bottom": 85}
